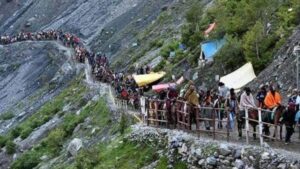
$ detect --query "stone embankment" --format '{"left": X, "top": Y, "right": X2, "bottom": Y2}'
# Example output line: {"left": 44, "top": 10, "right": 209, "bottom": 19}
{"left": 128, "top": 124, "right": 300, "bottom": 169}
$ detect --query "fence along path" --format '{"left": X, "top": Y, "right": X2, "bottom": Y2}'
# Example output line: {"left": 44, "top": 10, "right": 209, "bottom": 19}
{"left": 115, "top": 96, "right": 300, "bottom": 147}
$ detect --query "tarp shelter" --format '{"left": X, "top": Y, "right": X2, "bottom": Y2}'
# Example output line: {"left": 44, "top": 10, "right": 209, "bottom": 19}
{"left": 133, "top": 72, "right": 166, "bottom": 87}
{"left": 204, "top": 22, "right": 216, "bottom": 36}
{"left": 220, "top": 62, "right": 256, "bottom": 90}
{"left": 200, "top": 38, "right": 225, "bottom": 61}
{"left": 152, "top": 76, "right": 184, "bottom": 92}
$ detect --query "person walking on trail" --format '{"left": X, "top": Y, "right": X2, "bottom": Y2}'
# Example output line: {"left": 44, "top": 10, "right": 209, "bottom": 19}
{"left": 166, "top": 86, "right": 178, "bottom": 127}
{"left": 282, "top": 101, "right": 297, "bottom": 144}
{"left": 216, "top": 82, "right": 229, "bottom": 129}
{"left": 202, "top": 90, "right": 213, "bottom": 131}
{"left": 238, "top": 87, "right": 257, "bottom": 137}
{"left": 218, "top": 82, "right": 229, "bottom": 98}
{"left": 179, "top": 80, "right": 194, "bottom": 98}
{"left": 225, "top": 88, "right": 238, "bottom": 131}
{"left": 184, "top": 84, "right": 200, "bottom": 128}
{"left": 264, "top": 85, "right": 282, "bottom": 110}
{"left": 256, "top": 85, "right": 267, "bottom": 108}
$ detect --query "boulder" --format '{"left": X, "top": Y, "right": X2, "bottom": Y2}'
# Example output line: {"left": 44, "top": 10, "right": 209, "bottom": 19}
{"left": 178, "top": 143, "right": 188, "bottom": 155}
{"left": 261, "top": 152, "right": 270, "bottom": 160}
{"left": 206, "top": 156, "right": 217, "bottom": 166}
{"left": 219, "top": 144, "right": 231, "bottom": 156}
{"left": 198, "top": 159, "right": 205, "bottom": 166}
{"left": 67, "top": 138, "right": 83, "bottom": 156}
{"left": 277, "top": 163, "right": 287, "bottom": 169}
{"left": 235, "top": 159, "right": 245, "bottom": 169}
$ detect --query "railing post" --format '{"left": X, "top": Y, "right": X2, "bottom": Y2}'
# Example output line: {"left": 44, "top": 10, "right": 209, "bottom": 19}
{"left": 258, "top": 108, "right": 264, "bottom": 146}
{"left": 213, "top": 108, "right": 216, "bottom": 140}
{"left": 226, "top": 110, "right": 230, "bottom": 142}
{"left": 245, "top": 108, "right": 249, "bottom": 144}
{"left": 147, "top": 102, "right": 149, "bottom": 126}
{"left": 195, "top": 106, "right": 200, "bottom": 131}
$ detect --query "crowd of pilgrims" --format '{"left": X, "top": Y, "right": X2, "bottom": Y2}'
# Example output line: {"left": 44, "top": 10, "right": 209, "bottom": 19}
{"left": 1, "top": 30, "right": 300, "bottom": 144}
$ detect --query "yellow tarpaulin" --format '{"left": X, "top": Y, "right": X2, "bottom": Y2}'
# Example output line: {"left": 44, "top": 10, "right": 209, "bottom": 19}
{"left": 220, "top": 62, "right": 256, "bottom": 90}
{"left": 133, "top": 72, "right": 166, "bottom": 87}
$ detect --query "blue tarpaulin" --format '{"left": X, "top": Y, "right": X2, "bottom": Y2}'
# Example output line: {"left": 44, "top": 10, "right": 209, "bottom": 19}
{"left": 201, "top": 39, "right": 225, "bottom": 60}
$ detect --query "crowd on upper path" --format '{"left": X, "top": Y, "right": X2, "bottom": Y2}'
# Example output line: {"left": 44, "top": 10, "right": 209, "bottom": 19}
{"left": 1, "top": 30, "right": 300, "bottom": 144}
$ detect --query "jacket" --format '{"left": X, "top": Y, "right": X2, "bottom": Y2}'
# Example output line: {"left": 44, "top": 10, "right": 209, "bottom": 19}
{"left": 264, "top": 91, "right": 281, "bottom": 109}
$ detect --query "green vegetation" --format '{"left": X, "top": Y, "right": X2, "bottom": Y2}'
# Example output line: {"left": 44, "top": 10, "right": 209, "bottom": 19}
{"left": 94, "top": 140, "right": 159, "bottom": 169}
{"left": 150, "top": 38, "right": 164, "bottom": 49}
{"left": 5, "top": 79, "right": 87, "bottom": 141}
{"left": 11, "top": 98, "right": 110, "bottom": 169}
{"left": 75, "top": 147, "right": 100, "bottom": 169}
{"left": 202, "top": 144, "right": 218, "bottom": 157}
{"left": 181, "top": 1, "right": 205, "bottom": 49}
{"left": 119, "top": 112, "right": 129, "bottom": 135}
{"left": 153, "top": 59, "right": 167, "bottom": 72}
{"left": 156, "top": 156, "right": 188, "bottom": 169}
{"left": 182, "top": 0, "right": 300, "bottom": 72}
{"left": 0, "top": 135, "right": 7, "bottom": 148}
{"left": 6, "top": 140, "right": 16, "bottom": 155}
{"left": 0, "top": 111, "right": 15, "bottom": 120}
{"left": 160, "top": 40, "right": 180, "bottom": 59}
{"left": 157, "top": 156, "right": 168, "bottom": 169}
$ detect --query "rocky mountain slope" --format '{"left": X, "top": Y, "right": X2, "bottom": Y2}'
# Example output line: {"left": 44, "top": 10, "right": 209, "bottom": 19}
{"left": 0, "top": 41, "right": 78, "bottom": 133}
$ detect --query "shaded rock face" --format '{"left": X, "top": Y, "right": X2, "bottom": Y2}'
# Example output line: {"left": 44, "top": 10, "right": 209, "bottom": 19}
{"left": 247, "top": 26, "right": 300, "bottom": 102}
{"left": 67, "top": 138, "right": 83, "bottom": 157}
{"left": 0, "top": 0, "right": 176, "bottom": 61}
{"left": 0, "top": 41, "right": 77, "bottom": 133}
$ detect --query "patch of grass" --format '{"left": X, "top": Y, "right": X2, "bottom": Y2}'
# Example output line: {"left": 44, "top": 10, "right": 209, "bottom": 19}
{"left": 20, "top": 126, "right": 33, "bottom": 140}
{"left": 153, "top": 59, "right": 167, "bottom": 72}
{"left": 10, "top": 151, "right": 42, "bottom": 169}
{"left": 157, "top": 156, "right": 168, "bottom": 169}
{"left": 0, "top": 112, "right": 15, "bottom": 120}
{"left": 150, "top": 38, "right": 164, "bottom": 49}
{"left": 11, "top": 99, "right": 110, "bottom": 169}
{"left": 174, "top": 161, "right": 188, "bottom": 169}
{"left": 202, "top": 144, "right": 218, "bottom": 157}
{"left": 6, "top": 140, "right": 16, "bottom": 155}
{"left": 119, "top": 112, "right": 129, "bottom": 135}
{"left": 160, "top": 40, "right": 180, "bottom": 59}
{"left": 95, "top": 140, "right": 159, "bottom": 169}
{"left": 0, "top": 135, "right": 8, "bottom": 148}
{"left": 10, "top": 127, "right": 21, "bottom": 139}
{"left": 9, "top": 79, "right": 87, "bottom": 140}
{"left": 75, "top": 148, "right": 100, "bottom": 169}
{"left": 39, "top": 128, "right": 66, "bottom": 155}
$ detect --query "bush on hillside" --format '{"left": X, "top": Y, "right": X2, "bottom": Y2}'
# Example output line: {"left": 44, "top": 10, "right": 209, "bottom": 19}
{"left": 6, "top": 140, "right": 16, "bottom": 155}
{"left": 11, "top": 151, "right": 41, "bottom": 169}
{"left": 182, "top": 0, "right": 300, "bottom": 73}
{"left": 0, "top": 135, "right": 7, "bottom": 148}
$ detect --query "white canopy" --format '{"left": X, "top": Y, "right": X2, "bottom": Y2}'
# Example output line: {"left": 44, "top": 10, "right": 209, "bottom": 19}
{"left": 220, "top": 62, "right": 256, "bottom": 90}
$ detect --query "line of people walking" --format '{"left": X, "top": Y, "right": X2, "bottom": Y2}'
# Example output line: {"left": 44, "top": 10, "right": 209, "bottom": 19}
{"left": 2, "top": 30, "right": 300, "bottom": 144}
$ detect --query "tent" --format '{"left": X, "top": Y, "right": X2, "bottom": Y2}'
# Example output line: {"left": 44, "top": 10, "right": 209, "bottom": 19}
{"left": 204, "top": 22, "right": 216, "bottom": 36}
{"left": 220, "top": 63, "right": 256, "bottom": 90}
{"left": 133, "top": 72, "right": 166, "bottom": 87}
{"left": 152, "top": 76, "right": 184, "bottom": 92}
{"left": 200, "top": 38, "right": 225, "bottom": 61}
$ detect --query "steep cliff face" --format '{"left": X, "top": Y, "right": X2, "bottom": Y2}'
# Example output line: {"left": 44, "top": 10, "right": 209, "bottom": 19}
{"left": 0, "top": 41, "right": 78, "bottom": 133}
{"left": 248, "top": 26, "right": 300, "bottom": 101}
{"left": 0, "top": 0, "right": 176, "bottom": 58}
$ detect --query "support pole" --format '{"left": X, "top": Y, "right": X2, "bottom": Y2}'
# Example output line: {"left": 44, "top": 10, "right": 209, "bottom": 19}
{"left": 258, "top": 108, "right": 264, "bottom": 146}
{"left": 245, "top": 108, "right": 249, "bottom": 144}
